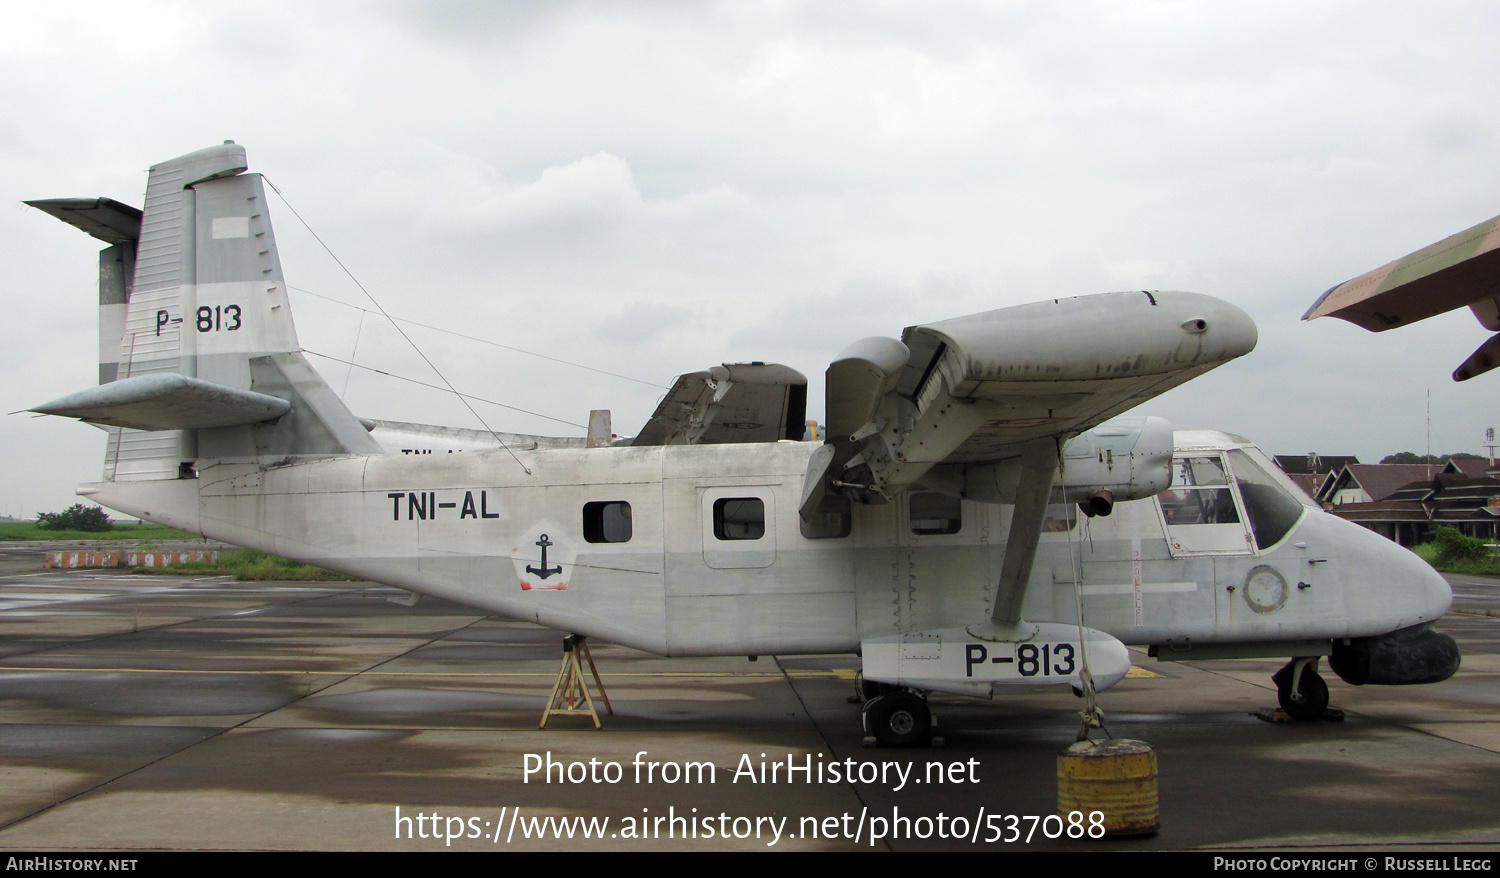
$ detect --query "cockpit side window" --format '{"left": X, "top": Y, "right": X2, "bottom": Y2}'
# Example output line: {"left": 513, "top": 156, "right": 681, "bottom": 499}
{"left": 1178, "top": 456, "right": 1230, "bottom": 487}
{"left": 1160, "top": 456, "right": 1241, "bottom": 526}
{"left": 1158, "top": 453, "right": 1254, "bottom": 556}
{"left": 1227, "top": 449, "right": 1307, "bottom": 550}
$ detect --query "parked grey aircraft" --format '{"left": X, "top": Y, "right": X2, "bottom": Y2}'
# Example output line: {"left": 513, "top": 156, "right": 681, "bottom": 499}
{"left": 24, "top": 143, "right": 1459, "bottom": 745}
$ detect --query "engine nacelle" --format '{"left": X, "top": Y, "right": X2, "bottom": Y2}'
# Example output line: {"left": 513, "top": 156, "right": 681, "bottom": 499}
{"left": 958, "top": 415, "right": 1173, "bottom": 512}
{"left": 1059, "top": 415, "right": 1174, "bottom": 512}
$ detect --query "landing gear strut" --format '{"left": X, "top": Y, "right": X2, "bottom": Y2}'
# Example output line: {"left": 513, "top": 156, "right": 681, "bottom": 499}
{"left": 862, "top": 689, "right": 932, "bottom": 746}
{"left": 850, "top": 673, "right": 894, "bottom": 703}
{"left": 1273, "top": 657, "right": 1329, "bottom": 720}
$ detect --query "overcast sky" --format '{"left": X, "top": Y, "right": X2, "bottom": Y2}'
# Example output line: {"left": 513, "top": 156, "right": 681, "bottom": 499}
{"left": 5, "top": 1, "right": 1500, "bottom": 518}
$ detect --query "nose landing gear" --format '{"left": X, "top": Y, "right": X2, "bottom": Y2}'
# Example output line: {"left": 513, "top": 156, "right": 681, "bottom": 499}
{"left": 1273, "top": 657, "right": 1330, "bottom": 720}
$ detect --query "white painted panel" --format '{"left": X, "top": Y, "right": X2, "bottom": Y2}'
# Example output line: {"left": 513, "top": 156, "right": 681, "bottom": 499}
{"left": 211, "top": 216, "right": 249, "bottom": 238}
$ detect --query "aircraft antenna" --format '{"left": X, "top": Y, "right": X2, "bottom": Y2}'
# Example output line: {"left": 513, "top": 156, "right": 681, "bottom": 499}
{"left": 264, "top": 178, "right": 534, "bottom": 475}
{"left": 304, "top": 351, "right": 584, "bottom": 428}
{"left": 340, "top": 309, "right": 365, "bottom": 399}
{"left": 289, "top": 285, "right": 666, "bottom": 390}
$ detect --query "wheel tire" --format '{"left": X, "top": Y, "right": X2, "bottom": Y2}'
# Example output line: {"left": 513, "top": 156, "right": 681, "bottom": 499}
{"left": 863, "top": 691, "right": 931, "bottom": 747}
{"left": 1277, "top": 668, "right": 1329, "bottom": 721}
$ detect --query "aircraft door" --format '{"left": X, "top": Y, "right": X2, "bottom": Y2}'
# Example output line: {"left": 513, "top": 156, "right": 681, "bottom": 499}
{"left": 884, "top": 492, "right": 991, "bottom": 631}
{"left": 1157, "top": 454, "right": 1255, "bottom": 557}
{"left": 701, "top": 486, "right": 777, "bottom": 569}
{"left": 1213, "top": 448, "right": 1325, "bottom": 631}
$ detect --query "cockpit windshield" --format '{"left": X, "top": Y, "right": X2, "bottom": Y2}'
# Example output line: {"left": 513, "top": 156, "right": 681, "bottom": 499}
{"left": 1227, "top": 448, "right": 1308, "bottom": 550}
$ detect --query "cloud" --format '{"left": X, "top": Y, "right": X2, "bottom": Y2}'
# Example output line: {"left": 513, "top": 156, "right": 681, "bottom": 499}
{"left": 730, "top": 277, "right": 918, "bottom": 355}
{"left": 593, "top": 303, "right": 697, "bottom": 345}
{"left": 8, "top": 1, "right": 1500, "bottom": 514}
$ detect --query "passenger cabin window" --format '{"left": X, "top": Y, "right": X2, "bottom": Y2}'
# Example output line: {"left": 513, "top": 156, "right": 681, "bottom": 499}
{"left": 909, "top": 492, "right": 962, "bottom": 535}
{"left": 583, "top": 501, "right": 633, "bottom": 543}
{"left": 1042, "top": 503, "right": 1078, "bottom": 532}
{"left": 800, "top": 494, "right": 852, "bottom": 540}
{"left": 714, "top": 497, "right": 765, "bottom": 540}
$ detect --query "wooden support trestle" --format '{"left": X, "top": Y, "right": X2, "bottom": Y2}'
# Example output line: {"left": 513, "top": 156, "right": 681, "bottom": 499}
{"left": 540, "top": 634, "right": 613, "bottom": 729}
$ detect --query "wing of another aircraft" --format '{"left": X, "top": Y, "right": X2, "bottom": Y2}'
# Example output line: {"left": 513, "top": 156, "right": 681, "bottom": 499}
{"left": 1303, "top": 212, "right": 1500, "bottom": 381}
{"left": 631, "top": 362, "right": 807, "bottom": 446}
{"left": 1304, "top": 213, "right": 1500, "bottom": 332}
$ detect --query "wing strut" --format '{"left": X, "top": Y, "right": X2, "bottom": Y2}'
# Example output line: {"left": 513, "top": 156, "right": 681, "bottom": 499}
{"left": 990, "top": 438, "right": 1059, "bottom": 629}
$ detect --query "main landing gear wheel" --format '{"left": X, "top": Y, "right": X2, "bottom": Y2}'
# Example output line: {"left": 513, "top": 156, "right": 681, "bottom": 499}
{"left": 863, "top": 690, "right": 931, "bottom": 747}
{"left": 1274, "top": 658, "right": 1330, "bottom": 721}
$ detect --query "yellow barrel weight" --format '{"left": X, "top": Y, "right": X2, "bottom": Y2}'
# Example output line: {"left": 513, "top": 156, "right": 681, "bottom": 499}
{"left": 1056, "top": 739, "right": 1159, "bottom": 837}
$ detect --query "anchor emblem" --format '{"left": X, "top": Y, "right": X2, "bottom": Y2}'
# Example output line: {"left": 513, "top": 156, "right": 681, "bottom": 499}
{"left": 526, "top": 534, "right": 563, "bottom": 579}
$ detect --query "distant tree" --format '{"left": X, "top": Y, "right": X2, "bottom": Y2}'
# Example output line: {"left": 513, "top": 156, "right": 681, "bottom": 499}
{"left": 1379, "top": 452, "right": 1480, "bottom": 465}
{"left": 35, "top": 503, "right": 113, "bottom": 532}
{"left": 1429, "top": 525, "right": 1491, "bottom": 566}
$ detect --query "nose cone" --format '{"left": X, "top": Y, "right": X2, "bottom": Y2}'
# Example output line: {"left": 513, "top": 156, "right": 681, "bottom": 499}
{"left": 1320, "top": 512, "right": 1452, "bottom": 633}
{"left": 1375, "top": 526, "right": 1453, "bottom": 624}
{"left": 1406, "top": 544, "right": 1455, "bottom": 623}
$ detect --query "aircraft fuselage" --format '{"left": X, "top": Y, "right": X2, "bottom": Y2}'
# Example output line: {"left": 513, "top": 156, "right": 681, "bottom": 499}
{"left": 85, "top": 430, "right": 1450, "bottom": 660}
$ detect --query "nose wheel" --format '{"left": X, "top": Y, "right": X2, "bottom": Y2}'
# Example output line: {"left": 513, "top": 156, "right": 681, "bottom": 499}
{"left": 1273, "top": 657, "right": 1329, "bottom": 720}
{"left": 862, "top": 690, "right": 932, "bottom": 746}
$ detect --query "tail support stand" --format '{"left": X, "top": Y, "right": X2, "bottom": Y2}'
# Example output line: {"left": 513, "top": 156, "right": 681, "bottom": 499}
{"left": 540, "top": 634, "right": 614, "bottom": 729}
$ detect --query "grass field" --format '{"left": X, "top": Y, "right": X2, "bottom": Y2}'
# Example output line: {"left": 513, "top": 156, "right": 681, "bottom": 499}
{"left": 1410, "top": 540, "right": 1500, "bottom": 576}
{"left": 0, "top": 521, "right": 197, "bottom": 542}
{"left": 0, "top": 521, "right": 349, "bottom": 581}
{"left": 129, "top": 548, "right": 353, "bottom": 582}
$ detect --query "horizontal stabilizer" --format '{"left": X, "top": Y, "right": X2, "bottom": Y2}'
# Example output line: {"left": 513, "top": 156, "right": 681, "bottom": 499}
{"left": 31, "top": 373, "right": 290, "bottom": 431}
{"left": 1304, "top": 213, "right": 1500, "bottom": 331}
{"left": 24, "top": 198, "right": 143, "bottom": 245}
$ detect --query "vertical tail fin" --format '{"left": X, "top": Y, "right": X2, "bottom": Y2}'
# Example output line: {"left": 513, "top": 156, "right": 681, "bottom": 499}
{"left": 29, "top": 142, "right": 381, "bottom": 480}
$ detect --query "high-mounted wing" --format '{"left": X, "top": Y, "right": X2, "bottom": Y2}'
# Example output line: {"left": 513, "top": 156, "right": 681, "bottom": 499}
{"left": 632, "top": 362, "right": 807, "bottom": 446}
{"left": 1303, "top": 212, "right": 1500, "bottom": 381}
{"left": 812, "top": 290, "right": 1256, "bottom": 655}
{"left": 812, "top": 290, "right": 1257, "bottom": 506}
